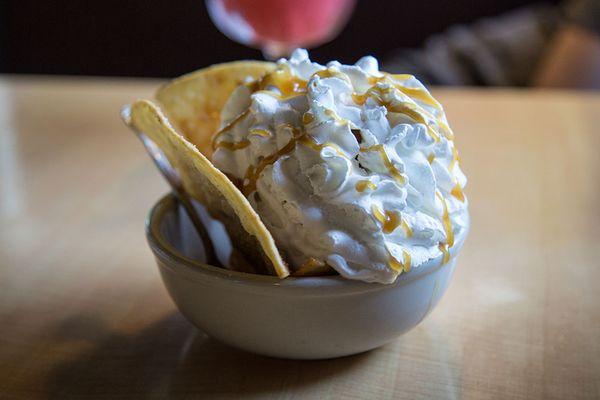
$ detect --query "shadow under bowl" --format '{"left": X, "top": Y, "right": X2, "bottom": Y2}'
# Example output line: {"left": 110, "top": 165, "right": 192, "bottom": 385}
{"left": 146, "top": 193, "right": 466, "bottom": 360}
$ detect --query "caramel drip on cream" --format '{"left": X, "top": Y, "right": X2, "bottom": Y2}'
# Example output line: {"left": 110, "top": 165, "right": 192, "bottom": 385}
{"left": 373, "top": 73, "right": 411, "bottom": 83}
{"left": 435, "top": 191, "right": 456, "bottom": 265}
{"left": 389, "top": 250, "right": 412, "bottom": 273}
{"left": 371, "top": 73, "right": 443, "bottom": 111}
{"left": 258, "top": 67, "right": 307, "bottom": 98}
{"left": 300, "top": 257, "right": 324, "bottom": 269}
{"left": 352, "top": 88, "right": 441, "bottom": 142}
{"left": 387, "top": 102, "right": 446, "bottom": 142}
{"left": 352, "top": 81, "right": 453, "bottom": 142}
{"left": 436, "top": 191, "right": 454, "bottom": 247}
{"left": 400, "top": 219, "right": 413, "bottom": 237}
{"left": 451, "top": 183, "right": 466, "bottom": 202}
{"left": 293, "top": 257, "right": 330, "bottom": 276}
{"left": 214, "top": 139, "right": 250, "bottom": 151}
{"left": 439, "top": 244, "right": 450, "bottom": 265}
{"left": 211, "top": 109, "right": 250, "bottom": 149}
{"left": 242, "top": 134, "right": 348, "bottom": 195}
{"left": 355, "top": 180, "right": 377, "bottom": 192}
{"left": 372, "top": 205, "right": 401, "bottom": 234}
{"left": 395, "top": 86, "right": 442, "bottom": 109}
{"left": 351, "top": 92, "right": 369, "bottom": 106}
{"left": 403, "top": 251, "right": 412, "bottom": 272}
{"left": 302, "top": 112, "right": 315, "bottom": 124}
{"left": 249, "top": 128, "right": 271, "bottom": 138}
{"left": 360, "top": 144, "right": 406, "bottom": 185}
{"left": 314, "top": 68, "right": 352, "bottom": 83}
{"left": 242, "top": 138, "right": 297, "bottom": 196}
{"left": 323, "top": 109, "right": 347, "bottom": 124}
{"left": 449, "top": 146, "right": 460, "bottom": 171}
{"left": 298, "top": 135, "right": 347, "bottom": 158}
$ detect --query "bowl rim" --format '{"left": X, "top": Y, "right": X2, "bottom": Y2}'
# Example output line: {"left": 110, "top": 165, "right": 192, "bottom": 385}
{"left": 146, "top": 193, "right": 468, "bottom": 292}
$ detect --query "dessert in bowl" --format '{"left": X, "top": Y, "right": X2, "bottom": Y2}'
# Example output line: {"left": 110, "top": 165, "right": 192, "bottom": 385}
{"left": 124, "top": 49, "right": 469, "bottom": 359}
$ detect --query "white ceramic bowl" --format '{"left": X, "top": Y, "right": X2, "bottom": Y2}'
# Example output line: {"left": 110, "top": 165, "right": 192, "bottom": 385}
{"left": 147, "top": 194, "right": 468, "bottom": 360}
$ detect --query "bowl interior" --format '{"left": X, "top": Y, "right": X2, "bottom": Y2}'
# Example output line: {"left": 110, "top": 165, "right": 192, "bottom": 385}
{"left": 153, "top": 194, "right": 233, "bottom": 267}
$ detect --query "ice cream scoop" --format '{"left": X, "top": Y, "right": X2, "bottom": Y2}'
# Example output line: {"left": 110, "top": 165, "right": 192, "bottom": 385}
{"left": 211, "top": 49, "right": 468, "bottom": 283}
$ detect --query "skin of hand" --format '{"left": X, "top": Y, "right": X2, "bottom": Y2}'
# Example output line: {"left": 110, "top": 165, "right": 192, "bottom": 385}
{"left": 534, "top": 24, "right": 600, "bottom": 89}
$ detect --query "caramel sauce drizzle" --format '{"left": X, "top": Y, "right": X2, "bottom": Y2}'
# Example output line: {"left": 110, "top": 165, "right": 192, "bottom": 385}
{"left": 439, "top": 243, "right": 450, "bottom": 265}
{"left": 249, "top": 128, "right": 271, "bottom": 138}
{"left": 434, "top": 190, "right": 457, "bottom": 265}
{"left": 436, "top": 191, "right": 454, "bottom": 248}
{"left": 214, "top": 139, "right": 250, "bottom": 151}
{"left": 244, "top": 79, "right": 260, "bottom": 92}
{"left": 389, "top": 250, "right": 412, "bottom": 273}
{"left": 372, "top": 205, "right": 401, "bottom": 234}
{"left": 360, "top": 144, "right": 406, "bottom": 185}
{"left": 301, "top": 257, "right": 324, "bottom": 269}
{"left": 241, "top": 133, "right": 348, "bottom": 195}
{"left": 372, "top": 73, "right": 443, "bottom": 110}
{"left": 351, "top": 92, "right": 369, "bottom": 105}
{"left": 402, "top": 250, "right": 412, "bottom": 272}
{"left": 293, "top": 257, "right": 330, "bottom": 276}
{"left": 314, "top": 68, "right": 351, "bottom": 83}
{"left": 427, "top": 153, "right": 435, "bottom": 164}
{"left": 381, "top": 73, "right": 412, "bottom": 82}
{"left": 276, "top": 122, "right": 301, "bottom": 134}
{"left": 372, "top": 205, "right": 412, "bottom": 238}
{"left": 298, "top": 135, "right": 347, "bottom": 158}
{"left": 242, "top": 138, "right": 297, "bottom": 195}
{"left": 400, "top": 219, "right": 413, "bottom": 238}
{"left": 302, "top": 112, "right": 314, "bottom": 124}
{"left": 395, "top": 86, "right": 442, "bottom": 109}
{"left": 368, "top": 75, "right": 391, "bottom": 85}
{"left": 323, "top": 108, "right": 348, "bottom": 124}
{"left": 449, "top": 146, "right": 460, "bottom": 171}
{"left": 355, "top": 180, "right": 377, "bottom": 192}
{"left": 258, "top": 66, "right": 308, "bottom": 98}
{"left": 211, "top": 109, "right": 250, "bottom": 149}
{"left": 352, "top": 87, "right": 442, "bottom": 142}
{"left": 387, "top": 102, "right": 444, "bottom": 142}
{"left": 352, "top": 76, "right": 454, "bottom": 142}
{"left": 388, "top": 254, "right": 403, "bottom": 272}
{"left": 451, "top": 183, "right": 466, "bottom": 202}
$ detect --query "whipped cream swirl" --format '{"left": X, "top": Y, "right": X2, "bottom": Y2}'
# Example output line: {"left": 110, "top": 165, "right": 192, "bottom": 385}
{"left": 212, "top": 49, "right": 468, "bottom": 283}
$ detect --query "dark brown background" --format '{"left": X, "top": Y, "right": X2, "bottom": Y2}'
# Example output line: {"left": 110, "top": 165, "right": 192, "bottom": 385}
{"left": 1, "top": 0, "right": 554, "bottom": 77}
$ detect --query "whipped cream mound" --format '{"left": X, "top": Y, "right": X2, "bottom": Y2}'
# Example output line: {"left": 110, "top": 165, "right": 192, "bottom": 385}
{"left": 212, "top": 49, "right": 468, "bottom": 283}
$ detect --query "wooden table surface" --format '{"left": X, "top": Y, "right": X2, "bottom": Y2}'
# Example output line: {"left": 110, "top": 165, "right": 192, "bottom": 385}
{"left": 0, "top": 76, "right": 599, "bottom": 399}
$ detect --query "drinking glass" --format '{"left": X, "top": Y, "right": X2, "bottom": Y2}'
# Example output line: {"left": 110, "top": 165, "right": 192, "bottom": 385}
{"left": 206, "top": 0, "right": 356, "bottom": 59}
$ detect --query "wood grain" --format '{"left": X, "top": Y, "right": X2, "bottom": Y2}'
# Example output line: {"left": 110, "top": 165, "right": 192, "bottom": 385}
{"left": 0, "top": 77, "right": 599, "bottom": 399}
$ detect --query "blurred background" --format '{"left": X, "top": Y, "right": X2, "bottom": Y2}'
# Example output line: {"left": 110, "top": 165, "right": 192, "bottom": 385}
{"left": 0, "top": 0, "right": 598, "bottom": 88}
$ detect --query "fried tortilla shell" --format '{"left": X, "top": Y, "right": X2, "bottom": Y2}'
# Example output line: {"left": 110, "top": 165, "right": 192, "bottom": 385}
{"left": 155, "top": 61, "right": 275, "bottom": 158}
{"left": 123, "top": 99, "right": 289, "bottom": 278}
